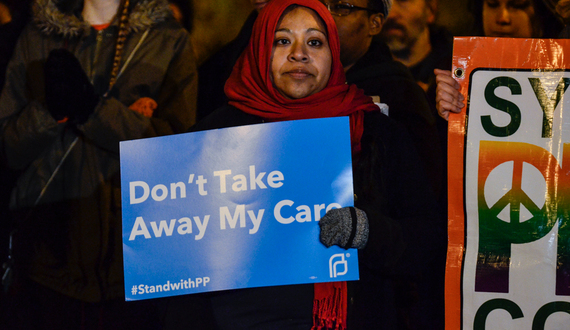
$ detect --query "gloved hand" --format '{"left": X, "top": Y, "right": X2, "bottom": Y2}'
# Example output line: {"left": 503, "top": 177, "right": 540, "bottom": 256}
{"left": 44, "top": 48, "right": 99, "bottom": 123}
{"left": 319, "top": 207, "right": 369, "bottom": 249}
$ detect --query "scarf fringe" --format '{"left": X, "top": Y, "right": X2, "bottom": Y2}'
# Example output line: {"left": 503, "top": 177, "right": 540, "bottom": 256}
{"left": 312, "top": 282, "right": 347, "bottom": 330}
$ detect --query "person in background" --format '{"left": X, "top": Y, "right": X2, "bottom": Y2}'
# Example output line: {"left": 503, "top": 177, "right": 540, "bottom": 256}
{"left": 423, "top": 0, "right": 566, "bottom": 312}
{"left": 165, "top": 0, "right": 440, "bottom": 328}
{"left": 196, "top": 0, "right": 271, "bottom": 121}
{"left": 325, "top": 0, "right": 443, "bottom": 202}
{"left": 324, "top": 3, "right": 446, "bottom": 326}
{"left": 0, "top": 0, "right": 197, "bottom": 328}
{"left": 380, "top": 0, "right": 452, "bottom": 97}
{"left": 471, "top": 0, "right": 563, "bottom": 38}
{"left": 376, "top": 0, "right": 451, "bottom": 192}
{"left": 378, "top": 0, "right": 451, "bottom": 169}
{"left": 0, "top": 1, "right": 31, "bottom": 328}
{"left": 0, "top": 0, "right": 32, "bottom": 92}
{"left": 435, "top": 0, "right": 565, "bottom": 120}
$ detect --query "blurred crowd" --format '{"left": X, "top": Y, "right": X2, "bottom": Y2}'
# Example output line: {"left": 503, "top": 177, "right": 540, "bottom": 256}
{"left": 0, "top": 0, "right": 569, "bottom": 329}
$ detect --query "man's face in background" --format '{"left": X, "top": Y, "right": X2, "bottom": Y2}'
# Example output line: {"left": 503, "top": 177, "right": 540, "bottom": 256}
{"left": 380, "top": 0, "right": 435, "bottom": 56}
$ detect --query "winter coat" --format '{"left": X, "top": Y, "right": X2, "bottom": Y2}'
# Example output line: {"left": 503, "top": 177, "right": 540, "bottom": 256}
{"left": 405, "top": 26, "right": 453, "bottom": 329}
{"left": 169, "top": 104, "right": 440, "bottom": 329}
{"left": 408, "top": 25, "right": 452, "bottom": 179}
{"left": 346, "top": 40, "right": 448, "bottom": 329}
{"left": 345, "top": 40, "right": 443, "bottom": 200}
{"left": 0, "top": 0, "right": 197, "bottom": 302}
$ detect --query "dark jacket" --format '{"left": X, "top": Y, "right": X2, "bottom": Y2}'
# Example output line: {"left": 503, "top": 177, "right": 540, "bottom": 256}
{"left": 408, "top": 24, "right": 453, "bottom": 156}
{"left": 405, "top": 25, "right": 453, "bottom": 330}
{"left": 177, "top": 104, "right": 440, "bottom": 329}
{"left": 0, "top": 0, "right": 197, "bottom": 302}
{"left": 409, "top": 25, "right": 453, "bottom": 98}
{"left": 406, "top": 24, "right": 453, "bottom": 208}
{"left": 0, "top": 3, "right": 30, "bottom": 93}
{"left": 345, "top": 40, "right": 443, "bottom": 200}
{"left": 409, "top": 24, "right": 453, "bottom": 160}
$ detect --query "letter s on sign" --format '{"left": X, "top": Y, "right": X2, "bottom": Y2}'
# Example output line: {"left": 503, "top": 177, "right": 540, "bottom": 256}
{"left": 481, "top": 76, "right": 522, "bottom": 137}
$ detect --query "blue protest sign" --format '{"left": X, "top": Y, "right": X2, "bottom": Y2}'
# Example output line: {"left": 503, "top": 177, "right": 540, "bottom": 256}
{"left": 120, "top": 117, "right": 358, "bottom": 301}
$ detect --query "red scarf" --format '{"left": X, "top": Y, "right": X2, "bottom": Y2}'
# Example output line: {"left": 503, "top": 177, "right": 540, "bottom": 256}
{"left": 224, "top": 0, "right": 378, "bottom": 154}
{"left": 224, "top": 0, "right": 379, "bottom": 328}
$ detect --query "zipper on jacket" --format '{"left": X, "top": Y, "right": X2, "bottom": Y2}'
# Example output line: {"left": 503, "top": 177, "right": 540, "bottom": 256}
{"left": 90, "top": 29, "right": 106, "bottom": 85}
{"left": 92, "top": 29, "right": 104, "bottom": 81}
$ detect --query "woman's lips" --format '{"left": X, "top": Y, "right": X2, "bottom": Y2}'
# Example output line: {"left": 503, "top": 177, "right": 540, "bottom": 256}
{"left": 287, "top": 73, "right": 310, "bottom": 79}
{"left": 285, "top": 68, "right": 312, "bottom": 79}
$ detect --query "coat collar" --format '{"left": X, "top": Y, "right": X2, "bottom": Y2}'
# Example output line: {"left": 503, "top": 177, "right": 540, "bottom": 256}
{"left": 33, "top": 0, "right": 170, "bottom": 38}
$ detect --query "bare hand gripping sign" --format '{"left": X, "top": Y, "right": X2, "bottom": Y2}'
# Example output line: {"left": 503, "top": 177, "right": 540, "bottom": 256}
{"left": 120, "top": 117, "right": 358, "bottom": 301}
{"left": 447, "top": 38, "right": 570, "bottom": 329}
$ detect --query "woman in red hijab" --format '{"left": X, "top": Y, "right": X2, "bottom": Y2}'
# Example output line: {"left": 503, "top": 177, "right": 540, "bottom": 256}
{"left": 173, "top": 0, "right": 441, "bottom": 329}
{"left": 204, "top": 0, "right": 378, "bottom": 153}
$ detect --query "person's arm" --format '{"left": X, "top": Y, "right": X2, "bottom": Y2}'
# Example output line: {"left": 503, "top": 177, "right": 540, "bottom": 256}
{"left": 0, "top": 26, "right": 65, "bottom": 170}
{"left": 78, "top": 28, "right": 198, "bottom": 154}
{"left": 0, "top": 100, "right": 63, "bottom": 170}
{"left": 435, "top": 68, "right": 465, "bottom": 120}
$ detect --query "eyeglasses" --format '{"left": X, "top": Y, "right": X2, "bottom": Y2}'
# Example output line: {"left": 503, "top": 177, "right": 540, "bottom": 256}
{"left": 323, "top": 1, "right": 378, "bottom": 16}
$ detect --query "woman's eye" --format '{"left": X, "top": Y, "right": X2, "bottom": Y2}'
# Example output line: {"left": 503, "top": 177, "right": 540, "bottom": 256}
{"left": 485, "top": 0, "right": 499, "bottom": 7}
{"left": 308, "top": 39, "right": 323, "bottom": 47}
{"left": 275, "top": 38, "right": 290, "bottom": 46}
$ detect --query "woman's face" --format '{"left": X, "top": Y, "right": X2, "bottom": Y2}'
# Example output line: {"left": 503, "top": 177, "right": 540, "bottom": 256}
{"left": 482, "top": 0, "right": 536, "bottom": 38}
{"left": 270, "top": 7, "right": 332, "bottom": 100}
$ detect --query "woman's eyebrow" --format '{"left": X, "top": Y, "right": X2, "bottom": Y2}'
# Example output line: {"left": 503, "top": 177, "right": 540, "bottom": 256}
{"left": 275, "top": 27, "right": 326, "bottom": 35}
{"left": 307, "top": 28, "right": 327, "bottom": 36}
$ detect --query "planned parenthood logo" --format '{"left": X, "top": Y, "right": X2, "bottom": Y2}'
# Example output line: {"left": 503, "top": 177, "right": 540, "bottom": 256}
{"left": 329, "top": 253, "right": 349, "bottom": 278}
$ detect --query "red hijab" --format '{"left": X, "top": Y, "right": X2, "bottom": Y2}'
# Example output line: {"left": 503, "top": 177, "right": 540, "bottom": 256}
{"left": 224, "top": 0, "right": 378, "bottom": 154}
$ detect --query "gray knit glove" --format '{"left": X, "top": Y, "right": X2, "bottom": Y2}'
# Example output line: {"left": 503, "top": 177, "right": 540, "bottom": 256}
{"left": 319, "top": 207, "right": 369, "bottom": 249}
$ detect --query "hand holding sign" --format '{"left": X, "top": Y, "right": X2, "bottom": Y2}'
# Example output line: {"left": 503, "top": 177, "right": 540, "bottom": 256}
{"left": 434, "top": 68, "right": 465, "bottom": 121}
{"left": 319, "top": 207, "right": 369, "bottom": 249}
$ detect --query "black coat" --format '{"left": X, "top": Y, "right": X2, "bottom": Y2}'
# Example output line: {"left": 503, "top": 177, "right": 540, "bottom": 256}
{"left": 345, "top": 40, "right": 443, "bottom": 201}
{"left": 346, "top": 42, "right": 448, "bottom": 328}
{"left": 407, "top": 27, "right": 453, "bottom": 329}
{"left": 408, "top": 25, "right": 453, "bottom": 176}
{"left": 167, "top": 105, "right": 441, "bottom": 329}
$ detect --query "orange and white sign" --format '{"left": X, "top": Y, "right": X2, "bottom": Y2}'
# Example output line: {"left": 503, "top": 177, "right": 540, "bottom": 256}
{"left": 447, "top": 37, "right": 570, "bottom": 330}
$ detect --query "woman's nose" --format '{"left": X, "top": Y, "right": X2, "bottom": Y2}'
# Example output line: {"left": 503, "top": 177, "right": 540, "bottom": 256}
{"left": 288, "top": 42, "right": 309, "bottom": 62}
{"left": 496, "top": 6, "right": 511, "bottom": 25}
